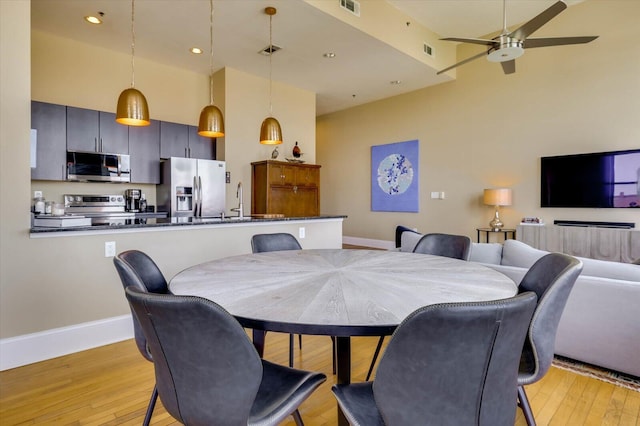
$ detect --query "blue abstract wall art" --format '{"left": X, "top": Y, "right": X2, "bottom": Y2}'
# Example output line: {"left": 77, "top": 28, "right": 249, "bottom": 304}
{"left": 371, "top": 140, "right": 419, "bottom": 212}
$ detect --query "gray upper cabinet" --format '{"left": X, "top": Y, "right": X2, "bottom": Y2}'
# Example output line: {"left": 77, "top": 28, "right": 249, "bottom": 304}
{"left": 160, "top": 122, "right": 215, "bottom": 160}
{"left": 66, "top": 106, "right": 129, "bottom": 154}
{"left": 188, "top": 126, "right": 215, "bottom": 160}
{"left": 31, "top": 101, "right": 67, "bottom": 181}
{"left": 129, "top": 119, "right": 161, "bottom": 184}
{"left": 160, "top": 121, "right": 189, "bottom": 159}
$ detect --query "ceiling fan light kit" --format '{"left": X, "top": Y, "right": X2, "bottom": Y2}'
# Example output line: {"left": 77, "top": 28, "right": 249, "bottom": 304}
{"left": 438, "top": 0, "right": 598, "bottom": 75}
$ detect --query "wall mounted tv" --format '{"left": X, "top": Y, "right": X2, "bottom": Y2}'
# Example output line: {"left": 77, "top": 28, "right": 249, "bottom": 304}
{"left": 541, "top": 149, "right": 640, "bottom": 208}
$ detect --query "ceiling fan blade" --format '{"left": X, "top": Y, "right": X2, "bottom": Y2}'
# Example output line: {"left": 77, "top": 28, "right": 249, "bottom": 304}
{"left": 441, "top": 37, "right": 498, "bottom": 46}
{"left": 510, "top": 0, "right": 567, "bottom": 41}
{"left": 524, "top": 36, "right": 599, "bottom": 48}
{"left": 437, "top": 51, "right": 487, "bottom": 75}
{"left": 501, "top": 60, "right": 516, "bottom": 74}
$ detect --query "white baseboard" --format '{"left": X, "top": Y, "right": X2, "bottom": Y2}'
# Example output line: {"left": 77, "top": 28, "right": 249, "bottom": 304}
{"left": 0, "top": 314, "right": 133, "bottom": 371}
{"left": 343, "top": 235, "right": 394, "bottom": 250}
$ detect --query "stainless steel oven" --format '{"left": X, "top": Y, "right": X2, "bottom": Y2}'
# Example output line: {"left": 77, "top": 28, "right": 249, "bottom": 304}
{"left": 64, "top": 194, "right": 135, "bottom": 225}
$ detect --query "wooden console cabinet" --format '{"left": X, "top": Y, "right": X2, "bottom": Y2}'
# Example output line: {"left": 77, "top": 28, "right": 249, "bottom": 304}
{"left": 251, "top": 160, "right": 321, "bottom": 217}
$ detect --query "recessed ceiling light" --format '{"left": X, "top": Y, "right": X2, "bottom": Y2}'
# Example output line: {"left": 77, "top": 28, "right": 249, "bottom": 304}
{"left": 84, "top": 13, "right": 103, "bottom": 25}
{"left": 390, "top": 80, "right": 402, "bottom": 85}
{"left": 190, "top": 47, "right": 203, "bottom": 54}
{"left": 323, "top": 52, "right": 336, "bottom": 58}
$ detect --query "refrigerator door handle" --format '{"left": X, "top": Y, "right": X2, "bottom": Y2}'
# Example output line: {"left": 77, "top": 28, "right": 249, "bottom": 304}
{"left": 193, "top": 175, "right": 199, "bottom": 217}
{"left": 198, "top": 176, "right": 203, "bottom": 217}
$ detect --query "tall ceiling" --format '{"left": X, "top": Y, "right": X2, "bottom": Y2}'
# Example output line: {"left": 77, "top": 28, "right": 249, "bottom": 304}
{"left": 31, "top": 0, "right": 583, "bottom": 116}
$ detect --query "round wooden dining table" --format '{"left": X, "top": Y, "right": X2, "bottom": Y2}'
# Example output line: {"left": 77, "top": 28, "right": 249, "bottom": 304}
{"left": 170, "top": 248, "right": 517, "bottom": 425}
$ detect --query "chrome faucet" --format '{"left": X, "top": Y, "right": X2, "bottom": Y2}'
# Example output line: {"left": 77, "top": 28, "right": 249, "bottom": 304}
{"left": 230, "top": 181, "right": 244, "bottom": 218}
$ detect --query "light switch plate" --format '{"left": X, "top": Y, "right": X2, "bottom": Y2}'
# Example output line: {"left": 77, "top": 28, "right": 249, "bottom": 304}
{"left": 299, "top": 227, "right": 306, "bottom": 239}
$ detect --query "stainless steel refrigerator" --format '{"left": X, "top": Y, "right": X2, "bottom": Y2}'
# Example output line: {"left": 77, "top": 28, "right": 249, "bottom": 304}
{"left": 157, "top": 157, "right": 226, "bottom": 218}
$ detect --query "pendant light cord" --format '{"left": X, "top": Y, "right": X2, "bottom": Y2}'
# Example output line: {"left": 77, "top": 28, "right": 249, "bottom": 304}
{"left": 269, "top": 13, "right": 273, "bottom": 116}
{"left": 130, "top": 0, "right": 136, "bottom": 88}
{"left": 209, "top": 0, "right": 214, "bottom": 105}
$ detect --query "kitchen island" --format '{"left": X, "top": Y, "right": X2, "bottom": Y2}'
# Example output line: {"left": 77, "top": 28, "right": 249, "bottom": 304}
{"left": 4, "top": 215, "right": 345, "bottom": 370}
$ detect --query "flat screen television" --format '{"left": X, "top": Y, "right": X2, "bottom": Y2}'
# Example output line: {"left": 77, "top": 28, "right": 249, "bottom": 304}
{"left": 541, "top": 149, "right": 640, "bottom": 208}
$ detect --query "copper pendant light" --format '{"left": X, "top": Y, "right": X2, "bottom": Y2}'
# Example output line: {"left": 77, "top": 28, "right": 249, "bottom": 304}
{"left": 198, "top": 0, "right": 225, "bottom": 137}
{"left": 259, "top": 6, "right": 282, "bottom": 145}
{"left": 116, "top": 0, "right": 150, "bottom": 126}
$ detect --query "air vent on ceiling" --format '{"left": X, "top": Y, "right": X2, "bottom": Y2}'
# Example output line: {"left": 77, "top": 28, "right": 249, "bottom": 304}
{"left": 423, "top": 43, "right": 434, "bottom": 58}
{"left": 340, "top": 0, "right": 360, "bottom": 17}
{"left": 259, "top": 45, "right": 282, "bottom": 56}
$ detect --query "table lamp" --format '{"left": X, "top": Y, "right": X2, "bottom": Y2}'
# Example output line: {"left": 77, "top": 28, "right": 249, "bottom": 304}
{"left": 483, "top": 188, "right": 512, "bottom": 230}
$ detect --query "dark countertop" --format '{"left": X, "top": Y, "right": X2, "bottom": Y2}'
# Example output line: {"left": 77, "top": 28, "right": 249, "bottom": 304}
{"left": 30, "top": 215, "right": 347, "bottom": 234}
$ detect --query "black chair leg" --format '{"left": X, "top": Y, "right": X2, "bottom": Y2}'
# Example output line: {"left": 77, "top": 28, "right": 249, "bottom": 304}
{"left": 517, "top": 385, "right": 536, "bottom": 426}
{"left": 331, "top": 336, "right": 336, "bottom": 375}
{"left": 298, "top": 334, "right": 303, "bottom": 349}
{"left": 292, "top": 409, "right": 304, "bottom": 426}
{"left": 143, "top": 384, "right": 158, "bottom": 426}
{"left": 289, "top": 333, "right": 295, "bottom": 367}
{"left": 365, "top": 336, "right": 385, "bottom": 381}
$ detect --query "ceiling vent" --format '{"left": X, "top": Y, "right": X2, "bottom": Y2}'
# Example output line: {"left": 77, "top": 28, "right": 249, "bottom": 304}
{"left": 423, "top": 43, "right": 434, "bottom": 58}
{"left": 259, "top": 44, "right": 282, "bottom": 56}
{"left": 340, "top": 0, "right": 360, "bottom": 17}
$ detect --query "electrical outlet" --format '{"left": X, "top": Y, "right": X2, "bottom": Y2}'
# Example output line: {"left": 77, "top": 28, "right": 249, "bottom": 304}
{"left": 299, "top": 227, "right": 305, "bottom": 239}
{"left": 34, "top": 190, "right": 42, "bottom": 198}
{"left": 104, "top": 241, "right": 116, "bottom": 257}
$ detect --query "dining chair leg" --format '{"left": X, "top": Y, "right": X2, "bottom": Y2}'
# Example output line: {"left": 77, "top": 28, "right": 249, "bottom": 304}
{"left": 517, "top": 385, "right": 536, "bottom": 426}
{"left": 298, "top": 334, "right": 302, "bottom": 349}
{"left": 289, "top": 333, "right": 295, "bottom": 367}
{"left": 365, "top": 336, "right": 385, "bottom": 381}
{"left": 143, "top": 384, "right": 158, "bottom": 426}
{"left": 292, "top": 409, "right": 304, "bottom": 426}
{"left": 331, "top": 336, "right": 336, "bottom": 375}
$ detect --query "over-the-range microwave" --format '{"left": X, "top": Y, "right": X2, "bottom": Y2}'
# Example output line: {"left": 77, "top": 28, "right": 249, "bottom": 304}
{"left": 66, "top": 151, "right": 131, "bottom": 183}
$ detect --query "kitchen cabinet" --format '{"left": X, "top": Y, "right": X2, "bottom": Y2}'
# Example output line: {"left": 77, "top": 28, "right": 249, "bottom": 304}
{"left": 188, "top": 125, "right": 215, "bottom": 159}
{"left": 31, "top": 101, "right": 67, "bottom": 181}
{"left": 160, "top": 121, "right": 214, "bottom": 160}
{"left": 129, "top": 119, "right": 160, "bottom": 184}
{"left": 251, "top": 160, "right": 321, "bottom": 217}
{"left": 66, "top": 106, "right": 128, "bottom": 154}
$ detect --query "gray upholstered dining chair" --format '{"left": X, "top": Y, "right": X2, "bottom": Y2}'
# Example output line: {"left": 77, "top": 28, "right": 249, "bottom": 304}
{"left": 332, "top": 292, "right": 538, "bottom": 426}
{"left": 113, "top": 250, "right": 170, "bottom": 426}
{"left": 365, "top": 231, "right": 473, "bottom": 381}
{"left": 125, "top": 286, "right": 327, "bottom": 426}
{"left": 516, "top": 253, "right": 583, "bottom": 426}
{"left": 412, "top": 232, "right": 472, "bottom": 260}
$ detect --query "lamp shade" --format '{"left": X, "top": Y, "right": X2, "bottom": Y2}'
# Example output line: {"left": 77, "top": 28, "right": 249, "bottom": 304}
{"left": 483, "top": 188, "right": 512, "bottom": 206}
{"left": 116, "top": 88, "right": 150, "bottom": 126}
{"left": 260, "top": 116, "right": 283, "bottom": 145}
{"left": 198, "top": 105, "right": 225, "bottom": 137}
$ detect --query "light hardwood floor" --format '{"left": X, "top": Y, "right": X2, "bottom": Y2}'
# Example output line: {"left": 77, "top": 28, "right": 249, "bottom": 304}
{"left": 1, "top": 331, "right": 638, "bottom": 425}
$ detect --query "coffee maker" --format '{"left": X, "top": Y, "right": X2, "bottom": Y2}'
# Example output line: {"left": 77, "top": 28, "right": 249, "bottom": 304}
{"left": 124, "top": 189, "right": 142, "bottom": 212}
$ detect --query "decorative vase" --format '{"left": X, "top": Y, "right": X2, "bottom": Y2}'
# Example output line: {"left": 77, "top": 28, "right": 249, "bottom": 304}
{"left": 292, "top": 141, "right": 301, "bottom": 158}
{"left": 271, "top": 146, "right": 279, "bottom": 159}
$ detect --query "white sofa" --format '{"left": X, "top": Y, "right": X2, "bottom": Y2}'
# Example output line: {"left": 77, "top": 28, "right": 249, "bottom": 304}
{"left": 400, "top": 232, "right": 640, "bottom": 377}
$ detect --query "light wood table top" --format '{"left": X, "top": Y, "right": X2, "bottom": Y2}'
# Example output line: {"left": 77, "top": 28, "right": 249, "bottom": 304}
{"left": 170, "top": 249, "right": 517, "bottom": 336}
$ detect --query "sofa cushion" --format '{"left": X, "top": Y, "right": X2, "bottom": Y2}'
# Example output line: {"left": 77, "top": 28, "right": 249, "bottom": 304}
{"left": 400, "top": 231, "right": 423, "bottom": 252}
{"left": 469, "top": 243, "right": 503, "bottom": 265}
{"left": 501, "top": 239, "right": 640, "bottom": 282}
{"left": 501, "top": 240, "right": 547, "bottom": 268}
{"left": 579, "top": 256, "right": 640, "bottom": 282}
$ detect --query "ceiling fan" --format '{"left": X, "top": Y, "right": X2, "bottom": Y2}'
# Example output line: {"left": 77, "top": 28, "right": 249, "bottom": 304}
{"left": 437, "top": 0, "right": 598, "bottom": 75}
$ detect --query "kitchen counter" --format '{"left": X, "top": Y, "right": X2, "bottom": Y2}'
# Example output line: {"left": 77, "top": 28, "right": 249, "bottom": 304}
{"left": 30, "top": 215, "right": 347, "bottom": 237}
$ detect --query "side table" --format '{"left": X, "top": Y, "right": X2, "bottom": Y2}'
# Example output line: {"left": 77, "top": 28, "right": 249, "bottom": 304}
{"left": 477, "top": 227, "right": 516, "bottom": 243}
